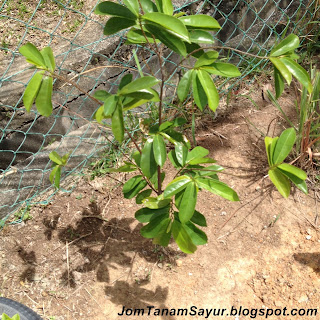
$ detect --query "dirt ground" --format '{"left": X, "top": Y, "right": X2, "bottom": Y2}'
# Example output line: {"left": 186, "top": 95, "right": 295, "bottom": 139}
{"left": 1, "top": 83, "right": 320, "bottom": 320}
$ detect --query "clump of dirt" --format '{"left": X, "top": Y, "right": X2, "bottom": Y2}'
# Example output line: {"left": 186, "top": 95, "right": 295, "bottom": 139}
{"left": 1, "top": 82, "right": 320, "bottom": 320}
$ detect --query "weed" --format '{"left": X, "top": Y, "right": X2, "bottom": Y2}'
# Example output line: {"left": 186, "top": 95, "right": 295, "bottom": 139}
{"left": 14, "top": 206, "right": 32, "bottom": 222}
{"left": 75, "top": 194, "right": 83, "bottom": 200}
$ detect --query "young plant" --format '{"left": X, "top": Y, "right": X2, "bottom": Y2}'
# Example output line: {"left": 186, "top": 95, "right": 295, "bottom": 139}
{"left": 18, "top": 0, "right": 311, "bottom": 253}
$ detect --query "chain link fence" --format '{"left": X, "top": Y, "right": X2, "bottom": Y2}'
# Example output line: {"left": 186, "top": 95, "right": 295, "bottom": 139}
{"left": 0, "top": 0, "right": 319, "bottom": 222}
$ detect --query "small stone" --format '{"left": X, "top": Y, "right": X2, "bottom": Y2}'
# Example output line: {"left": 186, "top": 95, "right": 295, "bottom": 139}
{"left": 220, "top": 211, "right": 227, "bottom": 216}
{"left": 255, "top": 186, "right": 261, "bottom": 191}
{"left": 188, "top": 272, "right": 192, "bottom": 276}
{"left": 274, "top": 300, "right": 282, "bottom": 307}
{"left": 298, "top": 294, "right": 308, "bottom": 303}
{"left": 157, "top": 263, "right": 163, "bottom": 269}
{"left": 176, "top": 260, "right": 183, "bottom": 267}
{"left": 306, "top": 235, "right": 312, "bottom": 240}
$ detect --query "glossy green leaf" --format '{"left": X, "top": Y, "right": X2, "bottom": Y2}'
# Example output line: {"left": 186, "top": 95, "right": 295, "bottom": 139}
{"left": 163, "top": 175, "right": 191, "bottom": 198}
{"left": 35, "top": 76, "right": 53, "bottom": 117}
{"left": 142, "top": 197, "right": 171, "bottom": 209}
{"left": 141, "top": 215, "right": 171, "bottom": 238}
{"left": 197, "top": 69, "right": 219, "bottom": 112}
{"left": 272, "top": 128, "right": 296, "bottom": 165}
{"left": 196, "top": 177, "right": 239, "bottom": 201}
{"left": 136, "top": 189, "right": 153, "bottom": 204}
{"left": 175, "top": 143, "right": 188, "bottom": 166}
{"left": 178, "top": 182, "right": 197, "bottom": 223}
{"left": 41, "top": 47, "right": 55, "bottom": 72}
{"left": 155, "top": 0, "right": 173, "bottom": 15}
{"left": 140, "top": 0, "right": 158, "bottom": 13}
{"left": 202, "top": 62, "right": 241, "bottom": 78}
{"left": 19, "top": 43, "right": 46, "bottom": 68}
{"left": 23, "top": 72, "right": 44, "bottom": 112}
{"left": 126, "top": 28, "right": 157, "bottom": 44}
{"left": 188, "top": 157, "right": 216, "bottom": 165}
{"left": 274, "top": 67, "right": 285, "bottom": 99}
{"left": 269, "top": 57, "right": 292, "bottom": 84}
{"left": 123, "top": 175, "right": 144, "bottom": 193}
{"left": 149, "top": 171, "right": 165, "bottom": 190}
{"left": 120, "top": 76, "right": 159, "bottom": 95}
{"left": 135, "top": 206, "right": 170, "bottom": 223}
{"left": 270, "top": 34, "right": 300, "bottom": 57}
{"left": 122, "top": 89, "right": 154, "bottom": 100}
{"left": 95, "top": 106, "right": 106, "bottom": 123}
{"left": 264, "top": 136, "right": 273, "bottom": 166}
{"left": 190, "top": 210, "right": 207, "bottom": 226}
{"left": 277, "top": 163, "right": 307, "bottom": 180}
{"left": 153, "top": 221, "right": 172, "bottom": 246}
{"left": 124, "top": 180, "right": 148, "bottom": 199}
{"left": 192, "top": 71, "right": 207, "bottom": 110}
{"left": 164, "top": 129, "right": 188, "bottom": 145}
{"left": 119, "top": 73, "right": 133, "bottom": 90}
{"left": 278, "top": 168, "right": 308, "bottom": 194}
{"left": 93, "top": 90, "right": 111, "bottom": 101}
{"left": 195, "top": 164, "right": 224, "bottom": 176}
{"left": 177, "top": 69, "right": 193, "bottom": 101}
{"left": 141, "top": 138, "right": 157, "bottom": 178}
{"left": 194, "top": 51, "right": 219, "bottom": 68}
{"left": 103, "top": 95, "right": 118, "bottom": 116}
{"left": 185, "top": 42, "right": 204, "bottom": 58}
{"left": 171, "top": 117, "right": 187, "bottom": 127}
{"left": 179, "top": 15, "right": 221, "bottom": 31}
{"left": 112, "top": 104, "right": 124, "bottom": 142}
{"left": 123, "top": 0, "right": 139, "bottom": 15}
{"left": 94, "top": 1, "right": 137, "bottom": 19}
{"left": 49, "top": 165, "right": 61, "bottom": 189}
{"left": 143, "top": 13, "right": 190, "bottom": 42}
{"left": 106, "top": 163, "right": 137, "bottom": 173}
{"left": 49, "top": 151, "right": 63, "bottom": 165}
{"left": 104, "top": 17, "right": 136, "bottom": 35}
{"left": 61, "top": 153, "right": 69, "bottom": 165}
{"left": 184, "top": 222, "right": 207, "bottom": 245}
{"left": 172, "top": 220, "right": 197, "bottom": 253}
{"left": 168, "top": 150, "right": 181, "bottom": 168}
{"left": 145, "top": 24, "right": 187, "bottom": 56}
{"left": 132, "top": 150, "right": 141, "bottom": 166}
{"left": 189, "top": 30, "right": 214, "bottom": 44}
{"left": 268, "top": 168, "right": 291, "bottom": 198}
{"left": 186, "top": 146, "right": 209, "bottom": 163}
{"left": 153, "top": 134, "right": 167, "bottom": 167}
{"left": 280, "top": 57, "right": 313, "bottom": 93}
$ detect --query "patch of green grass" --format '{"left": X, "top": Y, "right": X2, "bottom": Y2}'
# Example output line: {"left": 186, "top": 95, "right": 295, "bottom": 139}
{"left": 62, "top": 18, "right": 83, "bottom": 34}
{"left": 14, "top": 206, "right": 32, "bottom": 222}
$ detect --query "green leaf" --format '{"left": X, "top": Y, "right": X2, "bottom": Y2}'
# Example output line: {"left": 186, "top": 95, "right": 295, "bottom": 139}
{"left": 35, "top": 76, "right": 53, "bottom": 117}
{"left": 280, "top": 57, "right": 313, "bottom": 93}
{"left": 179, "top": 15, "right": 221, "bottom": 31}
{"left": 194, "top": 164, "right": 223, "bottom": 176}
{"left": 135, "top": 206, "right": 169, "bottom": 223}
{"left": 194, "top": 51, "right": 219, "bottom": 68}
{"left": 119, "top": 74, "right": 133, "bottom": 90}
{"left": 104, "top": 17, "right": 137, "bottom": 35}
{"left": 140, "top": 138, "right": 157, "bottom": 178}
{"left": 2, "top": 313, "right": 21, "bottom": 320}
{"left": 95, "top": 106, "right": 106, "bottom": 123}
{"left": 49, "top": 165, "right": 61, "bottom": 188}
{"left": 126, "top": 28, "right": 158, "bottom": 44}
{"left": 136, "top": 189, "right": 153, "bottom": 204}
{"left": 274, "top": 67, "right": 285, "bottom": 99}
{"left": 172, "top": 220, "right": 197, "bottom": 253}
{"left": 270, "top": 34, "right": 300, "bottom": 57}
{"left": 23, "top": 72, "right": 44, "bottom": 112}
{"left": 272, "top": 128, "right": 296, "bottom": 165}
{"left": 268, "top": 168, "right": 291, "bottom": 198}
{"left": 192, "top": 71, "right": 207, "bottom": 110}
{"left": 190, "top": 210, "right": 207, "bottom": 226}
{"left": 184, "top": 222, "right": 207, "bottom": 245}
{"left": 188, "top": 157, "right": 216, "bottom": 165}
{"left": 202, "top": 62, "right": 241, "bottom": 78}
{"left": 153, "top": 134, "right": 167, "bottom": 167}
{"left": 105, "top": 163, "right": 137, "bottom": 173}
{"left": 277, "top": 163, "right": 307, "bottom": 180}
{"left": 61, "top": 153, "right": 69, "bottom": 165}
{"left": 178, "top": 182, "right": 197, "bottom": 223}
{"left": 155, "top": 0, "right": 173, "bottom": 15}
{"left": 149, "top": 171, "right": 165, "bottom": 190}
{"left": 197, "top": 69, "right": 219, "bottom": 112}
{"left": 94, "top": 1, "right": 137, "bottom": 19}
{"left": 153, "top": 221, "right": 172, "bottom": 246}
{"left": 40, "top": 47, "right": 55, "bottom": 72}
{"left": 269, "top": 57, "right": 292, "bottom": 85}
{"left": 196, "top": 177, "right": 239, "bottom": 201}
{"left": 122, "top": 0, "right": 139, "bottom": 15}
{"left": 19, "top": 43, "right": 46, "bottom": 68}
{"left": 140, "top": 0, "right": 158, "bottom": 13}
{"left": 124, "top": 180, "right": 148, "bottom": 199}
{"left": 122, "top": 89, "right": 155, "bottom": 100}
{"left": 140, "top": 215, "right": 171, "bottom": 238}
{"left": 264, "top": 136, "right": 274, "bottom": 166}
{"left": 132, "top": 150, "right": 141, "bottom": 166}
{"left": 143, "top": 13, "right": 190, "bottom": 42}
{"left": 120, "top": 76, "right": 159, "bottom": 95}
{"left": 185, "top": 42, "right": 204, "bottom": 58}
{"left": 175, "top": 143, "right": 188, "bottom": 166}
{"left": 177, "top": 69, "right": 193, "bottom": 101}
{"left": 145, "top": 24, "right": 187, "bottom": 56}
{"left": 171, "top": 117, "right": 187, "bottom": 127}
{"left": 142, "top": 197, "right": 171, "bottom": 209}
{"left": 93, "top": 90, "right": 111, "bottom": 101}
{"left": 163, "top": 175, "right": 191, "bottom": 198}
{"left": 277, "top": 167, "right": 308, "bottom": 194}
{"left": 189, "top": 30, "right": 214, "bottom": 44}
{"left": 168, "top": 149, "right": 181, "bottom": 168}
{"left": 104, "top": 95, "right": 118, "bottom": 116}
{"left": 186, "top": 146, "right": 209, "bottom": 163}
{"left": 49, "top": 151, "right": 63, "bottom": 165}
{"left": 123, "top": 175, "right": 144, "bottom": 193}
{"left": 112, "top": 103, "right": 124, "bottom": 142}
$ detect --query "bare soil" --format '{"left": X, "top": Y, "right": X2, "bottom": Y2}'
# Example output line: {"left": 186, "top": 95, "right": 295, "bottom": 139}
{"left": 1, "top": 83, "right": 320, "bottom": 320}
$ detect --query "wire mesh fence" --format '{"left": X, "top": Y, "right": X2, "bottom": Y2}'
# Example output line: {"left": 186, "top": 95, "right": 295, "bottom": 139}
{"left": 0, "top": 0, "right": 319, "bottom": 222}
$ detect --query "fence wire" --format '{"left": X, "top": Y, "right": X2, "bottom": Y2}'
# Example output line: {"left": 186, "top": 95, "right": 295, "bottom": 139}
{"left": 0, "top": 0, "right": 319, "bottom": 223}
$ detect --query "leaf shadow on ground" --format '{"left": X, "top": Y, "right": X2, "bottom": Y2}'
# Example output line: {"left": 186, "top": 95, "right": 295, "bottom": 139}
{"left": 293, "top": 253, "right": 320, "bottom": 274}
